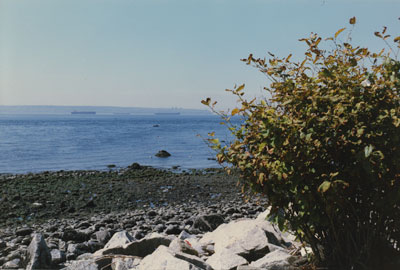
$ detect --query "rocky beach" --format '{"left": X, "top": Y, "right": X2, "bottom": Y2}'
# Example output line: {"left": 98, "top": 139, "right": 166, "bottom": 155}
{"left": 0, "top": 164, "right": 309, "bottom": 270}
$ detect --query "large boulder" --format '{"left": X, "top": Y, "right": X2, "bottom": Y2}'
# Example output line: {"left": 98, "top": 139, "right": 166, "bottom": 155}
{"left": 249, "top": 249, "right": 297, "bottom": 269}
{"left": 199, "top": 219, "right": 271, "bottom": 262}
{"left": 192, "top": 214, "right": 225, "bottom": 233}
{"left": 104, "top": 231, "right": 134, "bottom": 249}
{"left": 61, "top": 259, "right": 99, "bottom": 270}
{"left": 111, "top": 257, "right": 141, "bottom": 270}
{"left": 96, "top": 233, "right": 174, "bottom": 258}
{"left": 50, "top": 249, "right": 66, "bottom": 265}
{"left": 206, "top": 248, "right": 248, "bottom": 270}
{"left": 25, "top": 233, "right": 52, "bottom": 270}
{"left": 138, "top": 245, "right": 211, "bottom": 270}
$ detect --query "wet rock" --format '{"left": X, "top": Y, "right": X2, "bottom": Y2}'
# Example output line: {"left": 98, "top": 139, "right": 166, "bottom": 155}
{"left": 25, "top": 233, "right": 51, "bottom": 270}
{"left": 128, "top": 162, "right": 141, "bottom": 170}
{"left": 155, "top": 150, "right": 171, "bottom": 158}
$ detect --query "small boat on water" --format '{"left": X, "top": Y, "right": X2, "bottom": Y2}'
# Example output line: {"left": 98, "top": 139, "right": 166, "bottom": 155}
{"left": 71, "top": 111, "right": 96, "bottom": 115}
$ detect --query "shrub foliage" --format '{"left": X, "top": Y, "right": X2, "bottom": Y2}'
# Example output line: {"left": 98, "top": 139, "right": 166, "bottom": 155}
{"left": 203, "top": 18, "right": 400, "bottom": 269}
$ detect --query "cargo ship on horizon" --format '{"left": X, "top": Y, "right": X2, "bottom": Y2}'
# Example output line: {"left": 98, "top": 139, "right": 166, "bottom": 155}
{"left": 154, "top": 112, "right": 180, "bottom": 115}
{"left": 71, "top": 111, "right": 96, "bottom": 115}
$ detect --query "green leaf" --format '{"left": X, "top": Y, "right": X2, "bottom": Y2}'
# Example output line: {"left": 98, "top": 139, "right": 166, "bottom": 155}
{"left": 318, "top": 181, "right": 331, "bottom": 193}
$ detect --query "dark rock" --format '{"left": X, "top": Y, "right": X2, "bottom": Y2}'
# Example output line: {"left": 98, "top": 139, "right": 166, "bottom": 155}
{"left": 192, "top": 214, "right": 225, "bottom": 232}
{"left": 87, "top": 240, "right": 103, "bottom": 253}
{"left": 25, "top": 233, "right": 51, "bottom": 270}
{"left": 128, "top": 163, "right": 141, "bottom": 170}
{"left": 16, "top": 227, "right": 33, "bottom": 237}
{"left": 0, "top": 240, "right": 6, "bottom": 249}
{"left": 155, "top": 150, "right": 171, "bottom": 158}
{"left": 147, "top": 210, "right": 157, "bottom": 217}
{"left": 164, "top": 225, "right": 182, "bottom": 235}
{"left": 61, "top": 228, "right": 89, "bottom": 242}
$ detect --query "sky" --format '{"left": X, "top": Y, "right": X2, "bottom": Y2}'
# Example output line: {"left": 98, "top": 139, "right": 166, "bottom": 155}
{"left": 0, "top": 0, "right": 399, "bottom": 110}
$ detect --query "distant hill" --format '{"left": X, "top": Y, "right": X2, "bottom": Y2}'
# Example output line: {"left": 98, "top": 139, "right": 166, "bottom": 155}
{"left": 0, "top": 105, "right": 211, "bottom": 115}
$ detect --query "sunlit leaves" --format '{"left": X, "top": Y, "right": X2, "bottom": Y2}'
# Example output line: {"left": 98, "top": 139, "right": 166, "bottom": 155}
{"left": 203, "top": 17, "right": 400, "bottom": 267}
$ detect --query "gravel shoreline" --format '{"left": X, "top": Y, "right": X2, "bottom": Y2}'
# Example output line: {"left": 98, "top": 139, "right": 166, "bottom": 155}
{"left": 0, "top": 164, "right": 270, "bottom": 269}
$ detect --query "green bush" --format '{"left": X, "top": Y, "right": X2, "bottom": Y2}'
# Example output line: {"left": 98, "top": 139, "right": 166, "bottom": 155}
{"left": 203, "top": 18, "right": 400, "bottom": 269}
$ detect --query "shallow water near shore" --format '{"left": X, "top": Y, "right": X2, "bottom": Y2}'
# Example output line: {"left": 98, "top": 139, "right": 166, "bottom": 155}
{"left": 0, "top": 114, "right": 236, "bottom": 174}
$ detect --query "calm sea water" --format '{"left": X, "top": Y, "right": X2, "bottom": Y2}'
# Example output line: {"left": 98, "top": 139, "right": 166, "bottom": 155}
{"left": 0, "top": 114, "right": 236, "bottom": 174}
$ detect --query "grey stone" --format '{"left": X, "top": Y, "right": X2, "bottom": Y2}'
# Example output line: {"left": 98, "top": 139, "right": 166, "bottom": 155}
{"left": 3, "top": 258, "right": 22, "bottom": 269}
{"left": 67, "top": 243, "right": 90, "bottom": 256}
{"left": 95, "top": 230, "right": 111, "bottom": 245}
{"left": 138, "top": 245, "right": 207, "bottom": 270}
{"left": 25, "top": 233, "right": 51, "bottom": 270}
{"left": 199, "top": 219, "right": 271, "bottom": 261}
{"left": 111, "top": 257, "right": 141, "bottom": 270}
{"left": 50, "top": 249, "right": 66, "bottom": 265}
{"left": 174, "top": 251, "right": 213, "bottom": 270}
{"left": 98, "top": 233, "right": 174, "bottom": 258}
{"left": 169, "top": 238, "right": 199, "bottom": 256}
{"left": 237, "top": 265, "right": 263, "bottom": 270}
{"left": 104, "top": 231, "right": 134, "bottom": 249}
{"left": 192, "top": 214, "right": 225, "bottom": 232}
{"left": 249, "top": 249, "right": 297, "bottom": 269}
{"left": 206, "top": 248, "right": 248, "bottom": 270}
{"left": 62, "top": 259, "right": 99, "bottom": 270}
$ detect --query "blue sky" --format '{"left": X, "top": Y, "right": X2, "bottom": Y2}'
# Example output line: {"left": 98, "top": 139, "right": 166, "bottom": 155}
{"left": 0, "top": 0, "right": 399, "bottom": 110}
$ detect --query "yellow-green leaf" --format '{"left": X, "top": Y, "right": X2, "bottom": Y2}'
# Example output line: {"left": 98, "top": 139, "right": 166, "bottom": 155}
{"left": 318, "top": 181, "right": 331, "bottom": 193}
{"left": 231, "top": 108, "right": 240, "bottom": 116}
{"left": 236, "top": 84, "right": 245, "bottom": 92}
{"left": 335, "top": 28, "right": 346, "bottom": 39}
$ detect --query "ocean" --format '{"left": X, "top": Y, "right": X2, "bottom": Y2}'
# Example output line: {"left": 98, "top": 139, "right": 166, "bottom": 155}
{"left": 0, "top": 114, "right": 237, "bottom": 174}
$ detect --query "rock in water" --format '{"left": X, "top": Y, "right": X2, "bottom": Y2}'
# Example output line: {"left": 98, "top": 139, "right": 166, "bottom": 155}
{"left": 155, "top": 150, "right": 171, "bottom": 157}
{"left": 25, "top": 233, "right": 51, "bottom": 270}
